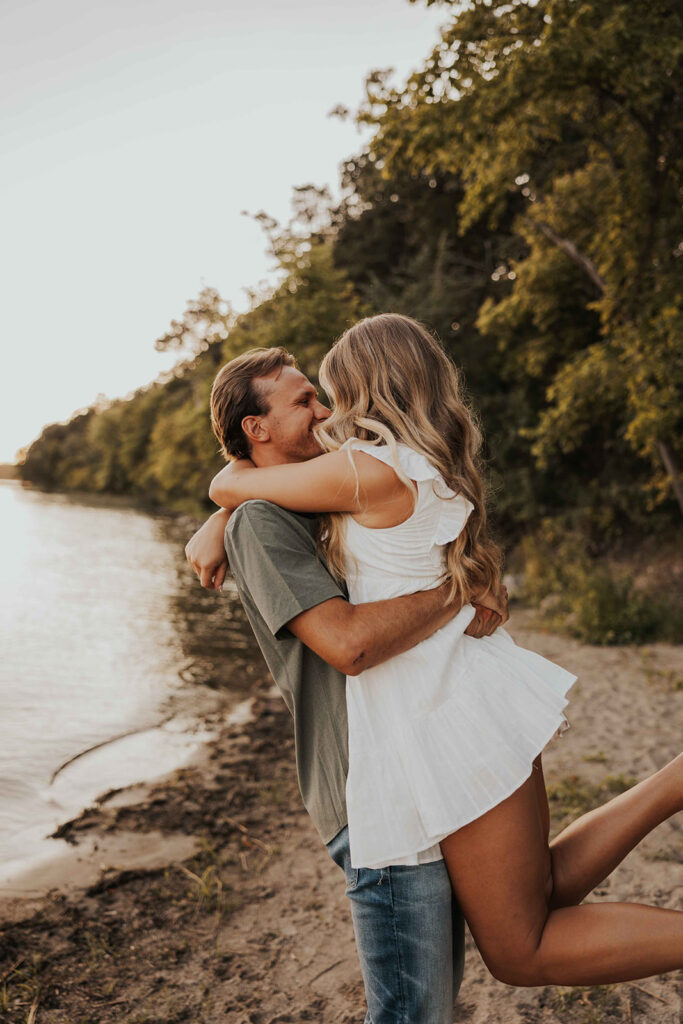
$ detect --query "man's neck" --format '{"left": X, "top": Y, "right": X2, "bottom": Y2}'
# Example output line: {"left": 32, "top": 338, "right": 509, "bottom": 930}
{"left": 251, "top": 448, "right": 308, "bottom": 469}
{"left": 253, "top": 458, "right": 295, "bottom": 468}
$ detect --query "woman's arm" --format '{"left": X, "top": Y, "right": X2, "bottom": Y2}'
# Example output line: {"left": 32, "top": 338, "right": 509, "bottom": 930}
{"left": 208, "top": 451, "right": 410, "bottom": 515}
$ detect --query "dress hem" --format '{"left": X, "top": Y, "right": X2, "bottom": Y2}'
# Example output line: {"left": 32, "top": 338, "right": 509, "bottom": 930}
{"left": 350, "top": 708, "right": 572, "bottom": 870}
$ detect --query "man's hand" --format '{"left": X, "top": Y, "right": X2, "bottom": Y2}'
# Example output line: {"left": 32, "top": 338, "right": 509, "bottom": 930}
{"left": 485, "top": 582, "right": 510, "bottom": 625}
{"left": 185, "top": 509, "right": 230, "bottom": 590}
{"left": 466, "top": 603, "right": 502, "bottom": 638}
{"left": 465, "top": 579, "right": 510, "bottom": 638}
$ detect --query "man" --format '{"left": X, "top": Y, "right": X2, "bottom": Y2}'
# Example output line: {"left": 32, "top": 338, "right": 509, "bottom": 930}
{"left": 186, "top": 346, "right": 508, "bottom": 1023}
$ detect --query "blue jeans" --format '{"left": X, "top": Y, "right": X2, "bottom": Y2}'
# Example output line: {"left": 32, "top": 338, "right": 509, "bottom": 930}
{"left": 326, "top": 825, "right": 465, "bottom": 1023}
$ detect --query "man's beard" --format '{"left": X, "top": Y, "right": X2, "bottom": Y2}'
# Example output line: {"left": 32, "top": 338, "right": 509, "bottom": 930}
{"left": 288, "top": 430, "right": 325, "bottom": 462}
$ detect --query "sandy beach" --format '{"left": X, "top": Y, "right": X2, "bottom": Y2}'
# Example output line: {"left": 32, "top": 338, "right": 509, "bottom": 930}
{"left": 0, "top": 606, "right": 681, "bottom": 1023}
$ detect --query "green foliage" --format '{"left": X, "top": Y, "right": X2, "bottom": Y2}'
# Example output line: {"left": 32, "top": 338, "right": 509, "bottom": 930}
{"left": 521, "top": 519, "right": 683, "bottom": 644}
{"left": 570, "top": 567, "right": 683, "bottom": 645}
{"left": 359, "top": 0, "right": 683, "bottom": 513}
{"left": 139, "top": 385, "right": 223, "bottom": 509}
{"left": 547, "top": 773, "right": 637, "bottom": 826}
{"left": 17, "top": 0, "right": 682, "bottom": 547}
{"left": 19, "top": 232, "right": 363, "bottom": 510}
{"left": 549, "top": 983, "right": 620, "bottom": 1024}
{"left": 154, "top": 286, "right": 237, "bottom": 356}
{"left": 21, "top": 411, "right": 95, "bottom": 490}
{"left": 224, "top": 241, "right": 368, "bottom": 381}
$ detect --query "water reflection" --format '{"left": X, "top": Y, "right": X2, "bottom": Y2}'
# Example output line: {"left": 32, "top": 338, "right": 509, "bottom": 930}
{"left": 0, "top": 483, "right": 262, "bottom": 869}
{"left": 157, "top": 512, "right": 264, "bottom": 700}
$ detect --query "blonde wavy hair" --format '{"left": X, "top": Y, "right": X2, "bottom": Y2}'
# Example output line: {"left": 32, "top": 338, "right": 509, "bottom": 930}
{"left": 315, "top": 313, "right": 504, "bottom": 607}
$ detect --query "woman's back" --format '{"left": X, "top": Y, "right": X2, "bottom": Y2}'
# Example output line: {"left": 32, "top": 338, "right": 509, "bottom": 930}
{"left": 340, "top": 438, "right": 475, "bottom": 602}
{"left": 337, "top": 438, "right": 576, "bottom": 870}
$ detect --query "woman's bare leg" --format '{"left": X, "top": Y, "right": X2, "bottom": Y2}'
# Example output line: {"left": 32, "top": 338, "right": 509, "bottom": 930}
{"left": 531, "top": 753, "right": 683, "bottom": 908}
{"left": 440, "top": 772, "right": 683, "bottom": 987}
{"left": 531, "top": 755, "right": 551, "bottom": 841}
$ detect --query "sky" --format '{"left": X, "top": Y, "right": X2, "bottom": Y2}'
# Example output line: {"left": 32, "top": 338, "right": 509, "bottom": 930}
{"left": 0, "top": 0, "right": 450, "bottom": 463}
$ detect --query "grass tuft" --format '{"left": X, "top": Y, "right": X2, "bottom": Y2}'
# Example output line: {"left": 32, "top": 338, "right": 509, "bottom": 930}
{"left": 550, "top": 984, "right": 621, "bottom": 1023}
{"left": 547, "top": 773, "right": 637, "bottom": 834}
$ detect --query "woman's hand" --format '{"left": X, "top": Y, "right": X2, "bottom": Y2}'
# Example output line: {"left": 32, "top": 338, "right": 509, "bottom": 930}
{"left": 185, "top": 508, "right": 231, "bottom": 589}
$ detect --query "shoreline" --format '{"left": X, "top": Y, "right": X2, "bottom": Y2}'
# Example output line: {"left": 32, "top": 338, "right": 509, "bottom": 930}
{"left": 0, "top": 670, "right": 237, "bottom": 879}
{"left": 0, "top": 696, "right": 254, "bottom": 907}
{"left": 0, "top": 609, "right": 681, "bottom": 1023}
{"left": 2, "top": 476, "right": 209, "bottom": 522}
{"left": 0, "top": 488, "right": 262, "bottom": 891}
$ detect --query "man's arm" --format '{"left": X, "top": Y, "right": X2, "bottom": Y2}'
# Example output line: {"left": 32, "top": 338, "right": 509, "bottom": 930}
{"left": 188, "top": 501, "right": 507, "bottom": 673}
{"left": 185, "top": 510, "right": 508, "bottom": 639}
{"left": 287, "top": 587, "right": 501, "bottom": 676}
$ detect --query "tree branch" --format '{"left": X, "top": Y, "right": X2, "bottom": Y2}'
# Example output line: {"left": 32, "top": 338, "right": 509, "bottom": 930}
{"left": 657, "top": 440, "right": 683, "bottom": 517}
{"left": 523, "top": 217, "right": 606, "bottom": 292}
{"left": 593, "top": 85, "right": 654, "bottom": 145}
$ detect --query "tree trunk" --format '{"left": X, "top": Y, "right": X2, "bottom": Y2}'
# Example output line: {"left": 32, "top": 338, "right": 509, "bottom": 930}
{"left": 657, "top": 440, "right": 683, "bottom": 516}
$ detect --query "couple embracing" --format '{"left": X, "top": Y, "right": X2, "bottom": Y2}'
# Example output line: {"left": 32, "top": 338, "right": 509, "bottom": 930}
{"left": 186, "top": 313, "right": 683, "bottom": 1023}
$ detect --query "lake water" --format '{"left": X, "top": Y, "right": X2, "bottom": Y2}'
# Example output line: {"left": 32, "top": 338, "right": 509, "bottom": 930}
{"left": 0, "top": 482, "right": 261, "bottom": 874}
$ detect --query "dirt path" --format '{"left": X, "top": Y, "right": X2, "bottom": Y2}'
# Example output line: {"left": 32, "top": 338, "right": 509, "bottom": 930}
{"left": 0, "top": 606, "right": 681, "bottom": 1023}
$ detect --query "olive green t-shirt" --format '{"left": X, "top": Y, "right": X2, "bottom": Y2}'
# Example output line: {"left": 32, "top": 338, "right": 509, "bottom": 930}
{"left": 224, "top": 499, "right": 349, "bottom": 844}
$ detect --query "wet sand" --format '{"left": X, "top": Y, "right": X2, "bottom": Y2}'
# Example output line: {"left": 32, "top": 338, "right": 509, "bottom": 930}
{"left": 0, "top": 607, "right": 681, "bottom": 1023}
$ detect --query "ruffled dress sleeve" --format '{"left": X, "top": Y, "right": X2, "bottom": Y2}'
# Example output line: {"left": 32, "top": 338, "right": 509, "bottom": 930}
{"left": 340, "top": 438, "right": 475, "bottom": 547}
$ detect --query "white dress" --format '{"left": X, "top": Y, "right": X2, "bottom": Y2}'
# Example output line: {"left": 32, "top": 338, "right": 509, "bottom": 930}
{"left": 341, "top": 438, "right": 578, "bottom": 869}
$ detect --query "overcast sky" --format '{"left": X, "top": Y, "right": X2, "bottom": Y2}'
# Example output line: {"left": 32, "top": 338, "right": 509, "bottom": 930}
{"left": 0, "top": 0, "right": 449, "bottom": 462}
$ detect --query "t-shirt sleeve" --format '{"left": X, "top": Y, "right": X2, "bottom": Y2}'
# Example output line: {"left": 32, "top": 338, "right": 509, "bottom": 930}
{"left": 225, "top": 500, "right": 346, "bottom": 640}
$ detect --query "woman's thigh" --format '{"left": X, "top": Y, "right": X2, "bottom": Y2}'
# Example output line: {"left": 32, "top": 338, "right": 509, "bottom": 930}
{"left": 439, "top": 771, "right": 553, "bottom": 980}
{"left": 531, "top": 754, "right": 550, "bottom": 843}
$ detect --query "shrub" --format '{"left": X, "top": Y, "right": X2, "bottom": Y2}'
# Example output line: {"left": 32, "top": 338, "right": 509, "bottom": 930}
{"left": 519, "top": 521, "right": 683, "bottom": 644}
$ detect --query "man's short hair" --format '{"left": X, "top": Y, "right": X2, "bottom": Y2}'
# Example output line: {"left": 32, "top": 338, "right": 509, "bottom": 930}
{"left": 210, "top": 347, "right": 296, "bottom": 460}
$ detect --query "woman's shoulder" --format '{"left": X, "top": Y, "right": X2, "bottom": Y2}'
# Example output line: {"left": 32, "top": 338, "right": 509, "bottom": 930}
{"left": 339, "top": 437, "right": 475, "bottom": 546}
{"left": 340, "top": 437, "right": 441, "bottom": 484}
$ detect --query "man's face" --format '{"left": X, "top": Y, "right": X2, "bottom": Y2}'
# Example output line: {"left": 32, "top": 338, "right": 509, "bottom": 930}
{"left": 252, "top": 365, "right": 331, "bottom": 464}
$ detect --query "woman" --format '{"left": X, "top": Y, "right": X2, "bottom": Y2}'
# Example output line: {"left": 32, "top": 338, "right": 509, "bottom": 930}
{"left": 209, "top": 313, "right": 683, "bottom": 986}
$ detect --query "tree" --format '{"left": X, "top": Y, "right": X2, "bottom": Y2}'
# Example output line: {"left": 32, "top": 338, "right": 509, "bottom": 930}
{"left": 358, "top": 0, "right": 683, "bottom": 514}
{"left": 154, "top": 286, "right": 236, "bottom": 358}
{"left": 226, "top": 198, "right": 369, "bottom": 381}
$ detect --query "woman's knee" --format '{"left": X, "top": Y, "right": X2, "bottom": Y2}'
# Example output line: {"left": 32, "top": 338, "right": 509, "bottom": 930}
{"left": 483, "top": 943, "right": 552, "bottom": 987}
{"left": 440, "top": 775, "right": 557, "bottom": 986}
{"left": 477, "top": 913, "right": 552, "bottom": 987}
